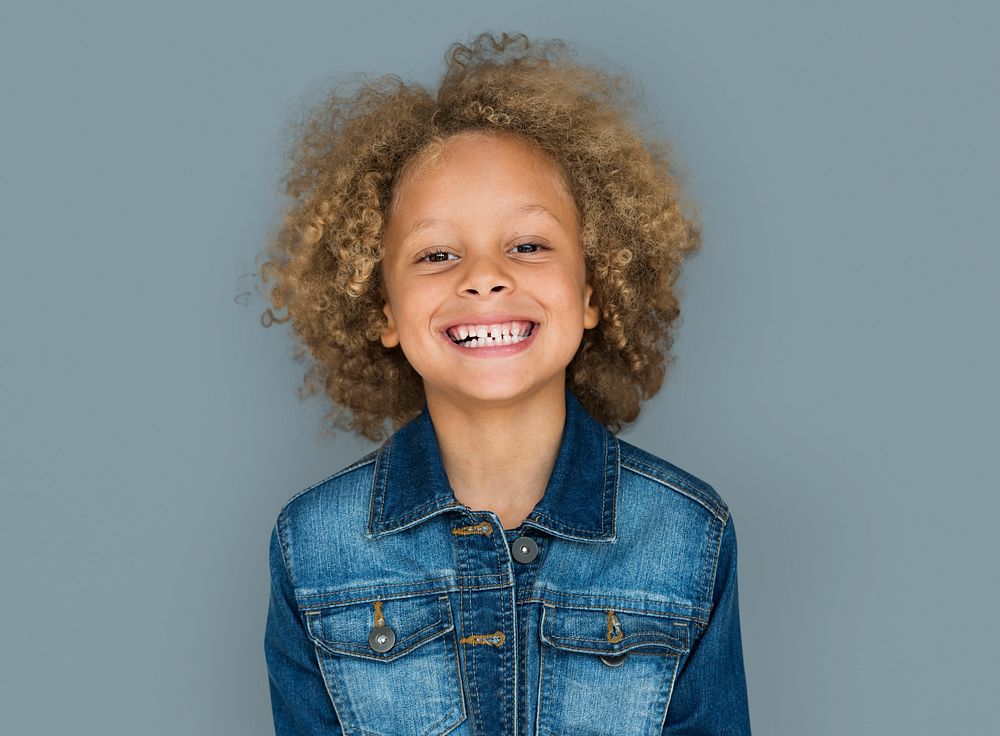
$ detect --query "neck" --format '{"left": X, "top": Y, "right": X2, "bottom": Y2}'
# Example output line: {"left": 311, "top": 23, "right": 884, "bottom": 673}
{"left": 424, "top": 382, "right": 567, "bottom": 530}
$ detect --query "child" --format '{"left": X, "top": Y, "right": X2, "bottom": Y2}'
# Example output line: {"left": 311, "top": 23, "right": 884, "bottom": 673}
{"left": 259, "top": 31, "right": 751, "bottom": 735}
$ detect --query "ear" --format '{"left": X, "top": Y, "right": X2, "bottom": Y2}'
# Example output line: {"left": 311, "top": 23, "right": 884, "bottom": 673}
{"left": 379, "top": 288, "right": 400, "bottom": 348}
{"left": 582, "top": 283, "right": 600, "bottom": 330}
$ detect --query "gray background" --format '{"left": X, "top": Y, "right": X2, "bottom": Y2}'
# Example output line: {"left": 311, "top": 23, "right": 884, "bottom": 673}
{"left": 1, "top": 1, "right": 997, "bottom": 734}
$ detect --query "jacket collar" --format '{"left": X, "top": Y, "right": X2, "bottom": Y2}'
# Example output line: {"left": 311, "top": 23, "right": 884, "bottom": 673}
{"left": 368, "top": 387, "right": 619, "bottom": 542}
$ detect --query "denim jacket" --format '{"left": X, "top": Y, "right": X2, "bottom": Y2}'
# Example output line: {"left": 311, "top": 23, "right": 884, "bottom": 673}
{"left": 264, "top": 388, "right": 751, "bottom": 735}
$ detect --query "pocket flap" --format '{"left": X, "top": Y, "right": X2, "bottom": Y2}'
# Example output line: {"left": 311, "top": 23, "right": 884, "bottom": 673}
{"left": 540, "top": 604, "right": 690, "bottom": 657}
{"left": 305, "top": 593, "right": 454, "bottom": 662}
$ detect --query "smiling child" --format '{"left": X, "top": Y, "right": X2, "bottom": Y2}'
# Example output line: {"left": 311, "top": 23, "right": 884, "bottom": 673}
{"left": 259, "top": 31, "right": 751, "bottom": 736}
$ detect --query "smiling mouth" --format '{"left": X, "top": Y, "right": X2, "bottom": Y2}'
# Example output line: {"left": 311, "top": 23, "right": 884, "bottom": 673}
{"left": 446, "top": 322, "right": 537, "bottom": 348}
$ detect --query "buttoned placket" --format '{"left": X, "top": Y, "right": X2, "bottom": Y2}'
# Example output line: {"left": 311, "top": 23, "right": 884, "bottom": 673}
{"left": 451, "top": 514, "right": 506, "bottom": 731}
{"left": 504, "top": 525, "right": 542, "bottom": 734}
{"left": 445, "top": 515, "right": 525, "bottom": 734}
{"left": 448, "top": 515, "right": 546, "bottom": 735}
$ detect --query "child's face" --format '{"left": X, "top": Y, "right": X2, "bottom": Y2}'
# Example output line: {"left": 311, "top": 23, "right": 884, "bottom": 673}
{"left": 379, "top": 131, "right": 600, "bottom": 407}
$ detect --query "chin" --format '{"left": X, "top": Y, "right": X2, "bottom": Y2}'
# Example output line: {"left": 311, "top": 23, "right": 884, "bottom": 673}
{"left": 431, "top": 380, "right": 535, "bottom": 405}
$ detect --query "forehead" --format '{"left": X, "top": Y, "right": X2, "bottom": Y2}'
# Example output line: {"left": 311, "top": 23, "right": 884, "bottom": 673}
{"left": 387, "top": 131, "right": 576, "bottom": 224}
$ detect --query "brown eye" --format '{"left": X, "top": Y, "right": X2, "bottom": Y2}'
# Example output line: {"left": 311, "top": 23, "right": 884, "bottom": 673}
{"left": 415, "top": 249, "right": 457, "bottom": 263}
{"left": 511, "top": 242, "right": 549, "bottom": 254}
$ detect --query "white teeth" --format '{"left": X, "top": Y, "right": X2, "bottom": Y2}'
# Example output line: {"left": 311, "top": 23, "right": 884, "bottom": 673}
{"left": 446, "top": 321, "right": 536, "bottom": 345}
{"left": 453, "top": 329, "right": 533, "bottom": 348}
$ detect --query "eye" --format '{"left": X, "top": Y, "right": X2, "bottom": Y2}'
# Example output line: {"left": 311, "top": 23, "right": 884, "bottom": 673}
{"left": 510, "top": 242, "right": 550, "bottom": 254}
{"left": 415, "top": 248, "right": 458, "bottom": 263}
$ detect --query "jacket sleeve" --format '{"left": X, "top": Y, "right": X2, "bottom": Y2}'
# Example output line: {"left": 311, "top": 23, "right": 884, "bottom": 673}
{"left": 264, "top": 522, "right": 344, "bottom": 735}
{"left": 662, "top": 513, "right": 752, "bottom": 735}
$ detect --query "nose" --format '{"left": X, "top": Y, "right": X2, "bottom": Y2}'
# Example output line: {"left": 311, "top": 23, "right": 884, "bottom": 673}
{"left": 458, "top": 252, "right": 514, "bottom": 296}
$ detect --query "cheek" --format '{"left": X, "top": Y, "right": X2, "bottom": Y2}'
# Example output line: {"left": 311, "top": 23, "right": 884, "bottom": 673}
{"left": 392, "top": 296, "right": 434, "bottom": 341}
{"left": 555, "top": 276, "right": 589, "bottom": 309}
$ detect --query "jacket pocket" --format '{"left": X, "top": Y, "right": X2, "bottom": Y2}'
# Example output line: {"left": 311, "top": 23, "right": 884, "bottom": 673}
{"left": 303, "top": 592, "right": 465, "bottom": 736}
{"left": 537, "top": 603, "right": 691, "bottom": 736}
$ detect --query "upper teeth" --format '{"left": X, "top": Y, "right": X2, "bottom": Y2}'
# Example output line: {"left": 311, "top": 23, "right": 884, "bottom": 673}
{"left": 447, "top": 321, "right": 534, "bottom": 342}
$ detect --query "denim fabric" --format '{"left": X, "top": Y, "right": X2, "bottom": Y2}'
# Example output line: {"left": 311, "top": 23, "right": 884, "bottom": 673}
{"left": 264, "top": 388, "right": 751, "bottom": 735}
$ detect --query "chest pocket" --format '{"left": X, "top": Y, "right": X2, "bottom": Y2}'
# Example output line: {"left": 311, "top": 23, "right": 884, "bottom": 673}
{"left": 304, "top": 592, "right": 465, "bottom": 736}
{"left": 537, "top": 603, "right": 692, "bottom": 736}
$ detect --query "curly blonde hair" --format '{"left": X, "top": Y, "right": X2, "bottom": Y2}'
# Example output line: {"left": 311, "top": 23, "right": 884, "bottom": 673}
{"left": 256, "top": 31, "right": 702, "bottom": 442}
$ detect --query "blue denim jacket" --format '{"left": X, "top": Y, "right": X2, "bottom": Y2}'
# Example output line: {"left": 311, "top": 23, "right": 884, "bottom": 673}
{"left": 264, "top": 388, "right": 751, "bottom": 735}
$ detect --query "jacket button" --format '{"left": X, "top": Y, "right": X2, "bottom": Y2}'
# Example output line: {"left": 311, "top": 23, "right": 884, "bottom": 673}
{"left": 368, "top": 625, "right": 396, "bottom": 653}
{"left": 511, "top": 536, "right": 538, "bottom": 563}
{"left": 600, "top": 653, "right": 628, "bottom": 667}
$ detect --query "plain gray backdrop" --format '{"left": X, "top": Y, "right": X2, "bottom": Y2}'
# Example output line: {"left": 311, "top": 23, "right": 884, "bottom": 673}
{"left": 2, "top": 1, "right": 997, "bottom": 734}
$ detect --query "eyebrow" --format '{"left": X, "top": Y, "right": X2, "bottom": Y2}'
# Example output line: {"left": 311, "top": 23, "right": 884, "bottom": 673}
{"left": 402, "top": 203, "right": 565, "bottom": 241}
{"left": 515, "top": 203, "right": 564, "bottom": 224}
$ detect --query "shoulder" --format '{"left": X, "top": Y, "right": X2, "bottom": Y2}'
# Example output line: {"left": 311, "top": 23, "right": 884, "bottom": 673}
{"left": 616, "top": 436, "right": 730, "bottom": 525}
{"left": 274, "top": 447, "right": 380, "bottom": 532}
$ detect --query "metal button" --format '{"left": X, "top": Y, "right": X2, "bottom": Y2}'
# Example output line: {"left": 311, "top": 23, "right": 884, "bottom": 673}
{"left": 600, "top": 653, "right": 628, "bottom": 667}
{"left": 511, "top": 536, "right": 538, "bottom": 563}
{"left": 368, "top": 625, "right": 396, "bottom": 653}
